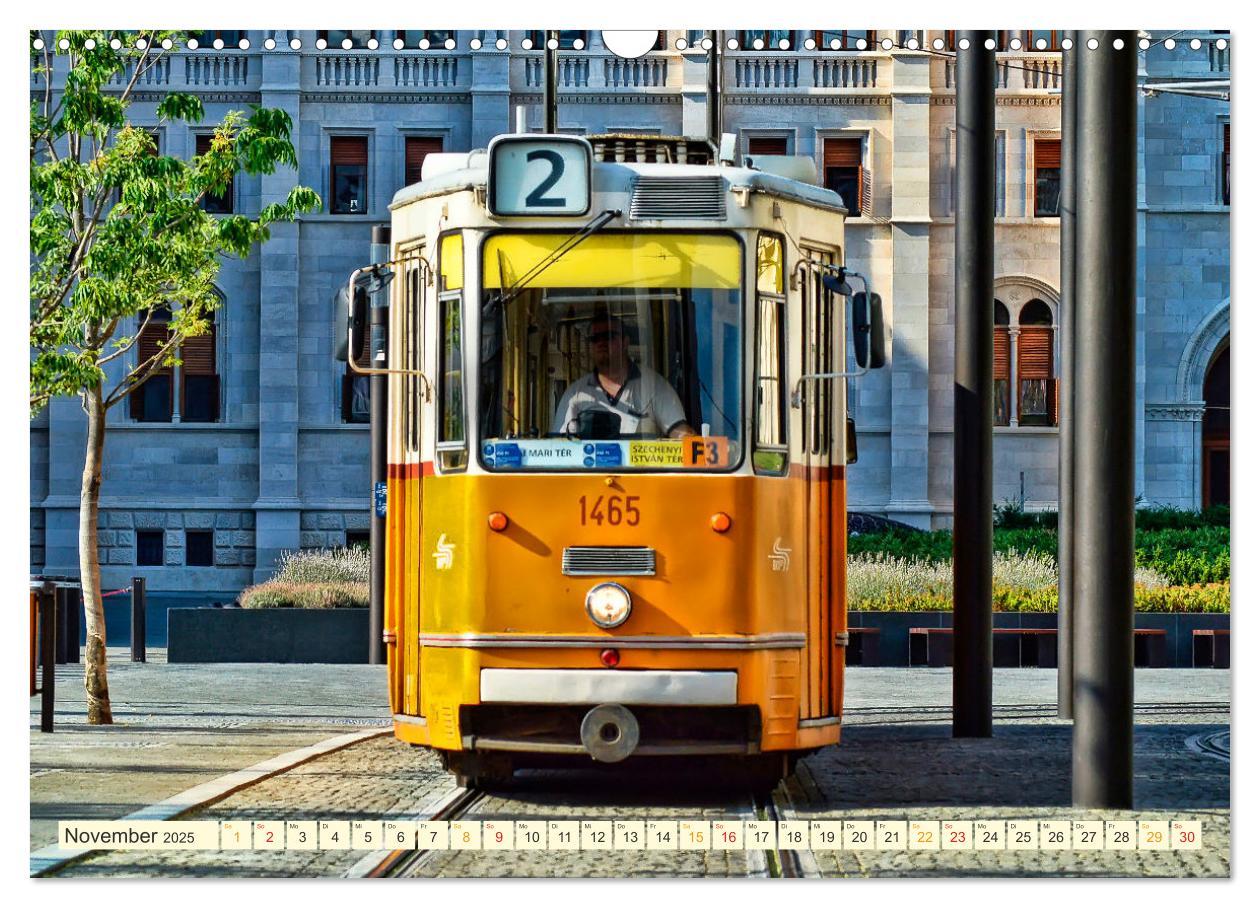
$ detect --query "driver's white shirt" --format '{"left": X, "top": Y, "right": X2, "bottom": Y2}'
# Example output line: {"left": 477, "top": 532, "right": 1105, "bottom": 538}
{"left": 552, "top": 363, "right": 688, "bottom": 436}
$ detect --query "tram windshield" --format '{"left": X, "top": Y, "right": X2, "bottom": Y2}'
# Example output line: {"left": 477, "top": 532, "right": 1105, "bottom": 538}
{"left": 479, "top": 232, "right": 742, "bottom": 471}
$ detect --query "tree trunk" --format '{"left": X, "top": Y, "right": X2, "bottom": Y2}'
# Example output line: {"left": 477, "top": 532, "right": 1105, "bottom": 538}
{"left": 79, "top": 383, "right": 113, "bottom": 724}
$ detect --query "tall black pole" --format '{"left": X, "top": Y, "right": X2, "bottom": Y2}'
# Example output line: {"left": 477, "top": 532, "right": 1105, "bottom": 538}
{"left": 1057, "top": 35, "right": 1078, "bottom": 719}
{"left": 130, "top": 576, "right": 146, "bottom": 663}
{"left": 953, "top": 31, "right": 995, "bottom": 739}
{"left": 368, "top": 225, "right": 391, "bottom": 665}
{"left": 1072, "top": 30, "right": 1137, "bottom": 809}
{"left": 544, "top": 30, "right": 559, "bottom": 133}
{"left": 707, "top": 31, "right": 722, "bottom": 144}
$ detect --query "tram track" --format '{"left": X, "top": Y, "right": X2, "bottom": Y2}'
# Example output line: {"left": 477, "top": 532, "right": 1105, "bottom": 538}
{"left": 348, "top": 773, "right": 820, "bottom": 879}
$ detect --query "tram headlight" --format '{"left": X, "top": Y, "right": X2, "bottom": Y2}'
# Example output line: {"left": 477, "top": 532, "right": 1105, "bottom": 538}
{"left": 585, "top": 582, "right": 632, "bottom": 629}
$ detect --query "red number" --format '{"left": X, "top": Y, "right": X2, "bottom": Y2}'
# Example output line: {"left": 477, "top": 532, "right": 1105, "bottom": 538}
{"left": 607, "top": 497, "right": 622, "bottom": 525}
{"left": 626, "top": 495, "right": 641, "bottom": 525}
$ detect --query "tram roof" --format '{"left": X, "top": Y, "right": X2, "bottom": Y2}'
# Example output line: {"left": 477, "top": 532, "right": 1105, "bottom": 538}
{"left": 389, "top": 154, "right": 848, "bottom": 217}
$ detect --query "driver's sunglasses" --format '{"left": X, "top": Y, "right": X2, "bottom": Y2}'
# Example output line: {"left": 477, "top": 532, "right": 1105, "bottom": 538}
{"left": 590, "top": 330, "right": 623, "bottom": 342}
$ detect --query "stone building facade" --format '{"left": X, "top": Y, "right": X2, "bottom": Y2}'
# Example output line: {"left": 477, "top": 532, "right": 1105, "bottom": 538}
{"left": 29, "top": 30, "right": 1231, "bottom": 590}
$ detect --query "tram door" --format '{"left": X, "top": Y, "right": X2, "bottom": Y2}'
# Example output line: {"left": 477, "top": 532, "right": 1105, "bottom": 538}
{"left": 396, "top": 248, "right": 426, "bottom": 716}
{"left": 799, "top": 250, "right": 841, "bottom": 718}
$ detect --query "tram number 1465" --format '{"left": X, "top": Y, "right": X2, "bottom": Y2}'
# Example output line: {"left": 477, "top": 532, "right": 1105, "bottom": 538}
{"left": 578, "top": 495, "right": 642, "bottom": 527}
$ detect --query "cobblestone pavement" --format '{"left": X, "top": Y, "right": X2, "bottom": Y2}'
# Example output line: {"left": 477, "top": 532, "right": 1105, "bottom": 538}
{"left": 44, "top": 667, "right": 1229, "bottom": 878}
{"left": 30, "top": 649, "right": 390, "bottom": 851}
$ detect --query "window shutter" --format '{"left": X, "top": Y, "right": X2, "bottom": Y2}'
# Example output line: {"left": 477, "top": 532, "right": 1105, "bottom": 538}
{"left": 859, "top": 167, "right": 872, "bottom": 215}
{"left": 748, "top": 136, "right": 788, "bottom": 156}
{"left": 331, "top": 136, "right": 368, "bottom": 166}
{"left": 181, "top": 328, "right": 216, "bottom": 376}
{"left": 137, "top": 322, "right": 171, "bottom": 374}
{"left": 1017, "top": 327, "right": 1054, "bottom": 381}
{"left": 824, "top": 137, "right": 862, "bottom": 168}
{"left": 405, "top": 136, "right": 443, "bottom": 184}
{"left": 1034, "top": 138, "right": 1061, "bottom": 170}
{"left": 993, "top": 327, "right": 1010, "bottom": 378}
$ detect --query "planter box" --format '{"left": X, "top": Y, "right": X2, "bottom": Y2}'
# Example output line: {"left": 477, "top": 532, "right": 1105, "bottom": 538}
{"left": 167, "top": 607, "right": 369, "bottom": 663}
{"left": 847, "top": 611, "right": 1229, "bottom": 668}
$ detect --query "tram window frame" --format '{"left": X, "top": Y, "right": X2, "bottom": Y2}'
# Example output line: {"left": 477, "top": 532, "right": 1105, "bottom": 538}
{"left": 800, "top": 248, "right": 837, "bottom": 457}
{"left": 754, "top": 233, "right": 789, "bottom": 476}
{"left": 474, "top": 227, "right": 747, "bottom": 474}
{"left": 400, "top": 246, "right": 425, "bottom": 456}
{"left": 436, "top": 231, "right": 467, "bottom": 472}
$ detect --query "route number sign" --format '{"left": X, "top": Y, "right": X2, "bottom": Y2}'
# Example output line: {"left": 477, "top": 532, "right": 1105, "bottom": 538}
{"left": 488, "top": 135, "right": 592, "bottom": 217}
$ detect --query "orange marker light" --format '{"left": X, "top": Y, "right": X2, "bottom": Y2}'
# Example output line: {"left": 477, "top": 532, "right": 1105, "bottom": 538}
{"left": 487, "top": 511, "right": 509, "bottom": 532}
{"left": 710, "top": 512, "right": 732, "bottom": 533}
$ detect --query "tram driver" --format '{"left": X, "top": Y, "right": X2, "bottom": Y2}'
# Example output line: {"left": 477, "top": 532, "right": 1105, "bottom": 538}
{"left": 552, "top": 315, "right": 696, "bottom": 439}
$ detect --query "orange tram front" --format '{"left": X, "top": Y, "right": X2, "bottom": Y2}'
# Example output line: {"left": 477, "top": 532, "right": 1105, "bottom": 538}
{"left": 349, "top": 134, "right": 885, "bottom": 787}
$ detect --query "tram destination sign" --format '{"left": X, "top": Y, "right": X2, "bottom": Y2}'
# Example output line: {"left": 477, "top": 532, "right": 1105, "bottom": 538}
{"left": 488, "top": 135, "right": 592, "bottom": 217}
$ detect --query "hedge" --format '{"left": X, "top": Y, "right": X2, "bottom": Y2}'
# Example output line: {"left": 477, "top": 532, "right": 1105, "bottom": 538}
{"left": 853, "top": 582, "right": 1229, "bottom": 614}
{"left": 847, "top": 526, "right": 1229, "bottom": 586}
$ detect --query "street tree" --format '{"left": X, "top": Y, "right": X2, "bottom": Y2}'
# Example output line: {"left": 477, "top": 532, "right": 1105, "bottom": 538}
{"left": 29, "top": 30, "right": 321, "bottom": 723}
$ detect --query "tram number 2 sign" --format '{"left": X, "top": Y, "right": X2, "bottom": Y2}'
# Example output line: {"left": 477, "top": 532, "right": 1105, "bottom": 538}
{"left": 488, "top": 135, "right": 592, "bottom": 217}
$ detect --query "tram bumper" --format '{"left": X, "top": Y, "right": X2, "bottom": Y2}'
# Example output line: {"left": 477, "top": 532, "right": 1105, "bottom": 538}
{"left": 479, "top": 669, "right": 738, "bottom": 706}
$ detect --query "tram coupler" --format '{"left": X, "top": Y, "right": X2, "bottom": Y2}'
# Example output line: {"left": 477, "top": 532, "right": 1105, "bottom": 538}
{"left": 580, "top": 704, "right": 640, "bottom": 763}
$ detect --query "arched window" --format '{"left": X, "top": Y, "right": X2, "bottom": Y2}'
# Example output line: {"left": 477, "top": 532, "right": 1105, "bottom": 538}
{"left": 1203, "top": 341, "right": 1229, "bottom": 507}
{"left": 1017, "top": 299, "right": 1055, "bottom": 426}
{"left": 129, "top": 304, "right": 220, "bottom": 423}
{"left": 993, "top": 301, "right": 1011, "bottom": 425}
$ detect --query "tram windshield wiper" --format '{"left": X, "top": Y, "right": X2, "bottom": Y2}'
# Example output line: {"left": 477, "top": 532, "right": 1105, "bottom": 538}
{"left": 496, "top": 208, "right": 622, "bottom": 307}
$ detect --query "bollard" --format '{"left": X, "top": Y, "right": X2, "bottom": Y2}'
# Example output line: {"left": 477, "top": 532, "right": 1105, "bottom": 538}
{"left": 66, "top": 586, "right": 81, "bottom": 664}
{"left": 54, "top": 586, "right": 70, "bottom": 664}
{"left": 39, "top": 586, "right": 56, "bottom": 732}
{"left": 131, "top": 577, "right": 147, "bottom": 663}
{"left": 29, "top": 590, "right": 38, "bottom": 696}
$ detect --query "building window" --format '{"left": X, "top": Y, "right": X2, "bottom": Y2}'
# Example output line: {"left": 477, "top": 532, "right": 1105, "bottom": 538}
{"left": 186, "top": 531, "right": 214, "bottom": 567}
{"left": 994, "top": 301, "right": 1011, "bottom": 425}
{"left": 195, "top": 134, "right": 234, "bottom": 213}
{"left": 1017, "top": 300, "right": 1056, "bottom": 426}
{"left": 341, "top": 307, "right": 371, "bottom": 423}
{"left": 129, "top": 304, "right": 221, "bottom": 423}
{"left": 404, "top": 136, "right": 443, "bottom": 187}
{"left": 395, "top": 30, "right": 453, "bottom": 48}
{"left": 330, "top": 136, "right": 368, "bottom": 214}
{"left": 181, "top": 310, "right": 220, "bottom": 423}
{"left": 1034, "top": 137, "right": 1061, "bottom": 217}
{"left": 746, "top": 136, "right": 788, "bottom": 157}
{"left": 816, "top": 31, "right": 874, "bottom": 50}
{"left": 136, "top": 530, "right": 164, "bottom": 566}
{"left": 740, "top": 30, "right": 796, "bottom": 50}
{"left": 527, "top": 31, "right": 587, "bottom": 50}
{"left": 345, "top": 530, "right": 370, "bottom": 550}
{"left": 318, "top": 30, "right": 377, "bottom": 49}
{"left": 823, "top": 137, "right": 869, "bottom": 216}
{"left": 754, "top": 234, "right": 788, "bottom": 475}
{"left": 130, "top": 305, "right": 173, "bottom": 422}
{"left": 1222, "top": 123, "right": 1230, "bottom": 205}
{"left": 1023, "top": 31, "right": 1064, "bottom": 51}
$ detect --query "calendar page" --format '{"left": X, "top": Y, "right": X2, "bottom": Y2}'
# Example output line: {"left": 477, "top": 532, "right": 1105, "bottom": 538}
{"left": 26, "top": 3, "right": 1233, "bottom": 897}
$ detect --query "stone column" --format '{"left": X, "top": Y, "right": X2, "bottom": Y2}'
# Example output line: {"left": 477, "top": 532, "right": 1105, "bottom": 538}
{"left": 1008, "top": 326, "right": 1020, "bottom": 426}
{"left": 885, "top": 50, "right": 933, "bottom": 528}
{"left": 252, "top": 46, "right": 303, "bottom": 582}
{"left": 471, "top": 36, "right": 511, "bottom": 147}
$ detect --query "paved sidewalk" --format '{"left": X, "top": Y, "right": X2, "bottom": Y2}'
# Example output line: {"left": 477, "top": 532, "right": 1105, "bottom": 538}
{"left": 29, "top": 648, "right": 390, "bottom": 851}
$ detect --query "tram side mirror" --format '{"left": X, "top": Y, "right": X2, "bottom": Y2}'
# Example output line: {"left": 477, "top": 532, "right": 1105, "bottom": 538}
{"left": 333, "top": 284, "right": 369, "bottom": 363}
{"left": 852, "top": 292, "right": 887, "bottom": 370}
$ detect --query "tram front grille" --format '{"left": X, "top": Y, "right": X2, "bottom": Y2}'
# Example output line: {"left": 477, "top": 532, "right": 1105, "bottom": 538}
{"left": 629, "top": 176, "right": 726, "bottom": 220}
{"left": 562, "top": 546, "right": 657, "bottom": 577}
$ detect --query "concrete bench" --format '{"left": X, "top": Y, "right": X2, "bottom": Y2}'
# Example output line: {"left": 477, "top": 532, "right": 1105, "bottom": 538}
{"left": 1192, "top": 629, "right": 1230, "bottom": 669}
{"left": 845, "top": 627, "right": 881, "bottom": 667}
{"left": 909, "top": 627, "right": 1168, "bottom": 668}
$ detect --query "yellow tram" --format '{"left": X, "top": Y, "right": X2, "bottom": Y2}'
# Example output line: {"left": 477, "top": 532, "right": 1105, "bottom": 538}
{"left": 345, "top": 134, "right": 884, "bottom": 787}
